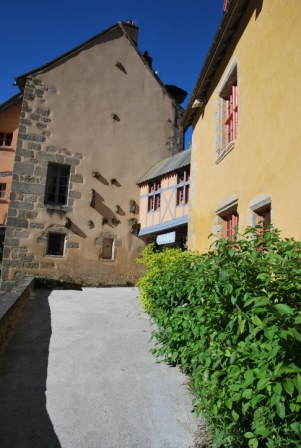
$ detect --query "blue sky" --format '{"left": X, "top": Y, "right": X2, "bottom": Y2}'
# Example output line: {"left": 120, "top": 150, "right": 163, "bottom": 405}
{"left": 1, "top": 0, "right": 224, "bottom": 145}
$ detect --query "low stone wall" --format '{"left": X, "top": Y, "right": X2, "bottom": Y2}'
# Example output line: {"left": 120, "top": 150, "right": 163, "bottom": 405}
{"left": 0, "top": 276, "right": 35, "bottom": 349}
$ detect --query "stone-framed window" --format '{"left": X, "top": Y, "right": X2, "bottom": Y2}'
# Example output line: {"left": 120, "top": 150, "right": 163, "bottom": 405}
{"left": 0, "top": 132, "right": 13, "bottom": 147}
{"left": 249, "top": 196, "right": 272, "bottom": 230}
{"left": 97, "top": 232, "right": 121, "bottom": 261}
{"left": 223, "top": 211, "right": 239, "bottom": 240}
{"left": 213, "top": 195, "right": 239, "bottom": 240}
{"left": 45, "top": 163, "right": 70, "bottom": 206}
{"left": 0, "top": 183, "right": 7, "bottom": 200}
{"left": 215, "top": 58, "right": 238, "bottom": 164}
{"left": 47, "top": 233, "right": 65, "bottom": 256}
{"left": 102, "top": 238, "right": 114, "bottom": 260}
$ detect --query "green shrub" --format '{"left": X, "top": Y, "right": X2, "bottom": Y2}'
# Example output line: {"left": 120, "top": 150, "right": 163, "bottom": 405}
{"left": 136, "top": 228, "right": 301, "bottom": 447}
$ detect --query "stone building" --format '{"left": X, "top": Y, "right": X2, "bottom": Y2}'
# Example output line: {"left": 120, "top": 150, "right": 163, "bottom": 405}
{"left": 0, "top": 94, "right": 22, "bottom": 259}
{"left": 1, "top": 21, "right": 186, "bottom": 287}
{"left": 182, "top": 0, "right": 301, "bottom": 251}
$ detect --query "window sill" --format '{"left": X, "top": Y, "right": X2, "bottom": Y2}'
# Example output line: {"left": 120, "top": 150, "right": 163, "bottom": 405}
{"left": 0, "top": 146, "right": 14, "bottom": 151}
{"left": 216, "top": 140, "right": 235, "bottom": 164}
{"left": 100, "top": 259, "right": 116, "bottom": 263}
{"left": 42, "top": 203, "right": 71, "bottom": 212}
{"left": 45, "top": 254, "right": 65, "bottom": 258}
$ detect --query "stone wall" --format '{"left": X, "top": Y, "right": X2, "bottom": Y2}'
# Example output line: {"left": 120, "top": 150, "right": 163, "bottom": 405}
{"left": 1, "top": 77, "right": 83, "bottom": 282}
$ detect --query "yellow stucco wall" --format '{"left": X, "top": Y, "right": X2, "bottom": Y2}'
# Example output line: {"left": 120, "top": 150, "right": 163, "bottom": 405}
{"left": 189, "top": 0, "right": 301, "bottom": 252}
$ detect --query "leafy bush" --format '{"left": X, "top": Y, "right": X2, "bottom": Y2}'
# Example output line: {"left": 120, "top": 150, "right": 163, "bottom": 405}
{"left": 136, "top": 227, "right": 301, "bottom": 447}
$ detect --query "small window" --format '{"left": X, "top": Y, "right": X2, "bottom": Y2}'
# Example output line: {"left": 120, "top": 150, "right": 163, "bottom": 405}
{"left": 148, "top": 180, "right": 161, "bottom": 212}
{"left": 223, "top": 212, "right": 239, "bottom": 240}
{"left": 47, "top": 233, "right": 65, "bottom": 256}
{"left": 0, "top": 183, "right": 6, "bottom": 200}
{"left": 176, "top": 169, "right": 190, "bottom": 206}
{"left": 102, "top": 238, "right": 113, "bottom": 260}
{"left": 45, "top": 163, "right": 70, "bottom": 205}
{"left": 0, "top": 132, "right": 13, "bottom": 147}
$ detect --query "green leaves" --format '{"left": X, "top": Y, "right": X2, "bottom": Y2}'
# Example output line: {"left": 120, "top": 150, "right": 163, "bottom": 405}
{"left": 136, "top": 228, "right": 301, "bottom": 448}
{"left": 274, "top": 303, "right": 294, "bottom": 315}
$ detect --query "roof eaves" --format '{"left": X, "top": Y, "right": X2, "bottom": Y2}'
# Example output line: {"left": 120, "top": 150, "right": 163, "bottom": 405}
{"left": 137, "top": 149, "right": 191, "bottom": 184}
{"left": 0, "top": 93, "right": 23, "bottom": 113}
{"left": 182, "top": 0, "right": 249, "bottom": 130}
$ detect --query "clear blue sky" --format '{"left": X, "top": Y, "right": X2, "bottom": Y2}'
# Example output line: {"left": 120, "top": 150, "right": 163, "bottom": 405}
{"left": 1, "top": 0, "right": 224, "bottom": 145}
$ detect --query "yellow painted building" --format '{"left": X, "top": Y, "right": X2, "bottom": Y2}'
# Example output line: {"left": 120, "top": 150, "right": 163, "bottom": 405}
{"left": 182, "top": 0, "right": 301, "bottom": 252}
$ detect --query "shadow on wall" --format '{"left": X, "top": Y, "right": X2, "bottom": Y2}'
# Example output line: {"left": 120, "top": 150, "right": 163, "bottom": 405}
{"left": 0, "top": 289, "right": 62, "bottom": 448}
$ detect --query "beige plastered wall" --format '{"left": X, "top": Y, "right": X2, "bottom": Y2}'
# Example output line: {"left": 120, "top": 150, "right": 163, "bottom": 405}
{"left": 3, "top": 29, "right": 182, "bottom": 284}
{"left": 0, "top": 102, "right": 21, "bottom": 224}
{"left": 189, "top": 0, "right": 301, "bottom": 252}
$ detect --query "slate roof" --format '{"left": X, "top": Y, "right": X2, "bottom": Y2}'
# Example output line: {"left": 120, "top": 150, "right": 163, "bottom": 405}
{"left": 137, "top": 149, "right": 191, "bottom": 184}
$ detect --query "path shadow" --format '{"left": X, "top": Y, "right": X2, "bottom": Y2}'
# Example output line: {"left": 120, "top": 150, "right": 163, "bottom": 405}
{"left": 0, "top": 289, "right": 62, "bottom": 448}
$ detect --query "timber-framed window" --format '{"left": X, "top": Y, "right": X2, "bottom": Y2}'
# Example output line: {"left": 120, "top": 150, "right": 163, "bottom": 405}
{"left": 176, "top": 169, "right": 190, "bottom": 206}
{"left": 148, "top": 180, "right": 161, "bottom": 212}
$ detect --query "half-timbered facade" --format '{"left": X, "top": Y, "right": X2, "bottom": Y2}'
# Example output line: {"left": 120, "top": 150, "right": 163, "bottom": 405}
{"left": 138, "top": 149, "right": 190, "bottom": 248}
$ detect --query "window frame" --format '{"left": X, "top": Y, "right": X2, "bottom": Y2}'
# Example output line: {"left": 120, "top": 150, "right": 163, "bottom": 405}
{"left": 223, "top": 212, "right": 239, "bottom": 241}
{"left": 45, "top": 163, "right": 71, "bottom": 206}
{"left": 256, "top": 206, "right": 271, "bottom": 231}
{"left": 223, "top": 0, "right": 231, "bottom": 11}
{"left": 224, "top": 84, "right": 238, "bottom": 145}
{"left": 0, "top": 183, "right": 7, "bottom": 200}
{"left": 176, "top": 169, "right": 190, "bottom": 206}
{"left": 147, "top": 179, "right": 161, "bottom": 212}
{"left": 216, "top": 60, "right": 238, "bottom": 163}
{"left": 46, "top": 233, "right": 65, "bottom": 256}
{"left": 0, "top": 132, "right": 13, "bottom": 148}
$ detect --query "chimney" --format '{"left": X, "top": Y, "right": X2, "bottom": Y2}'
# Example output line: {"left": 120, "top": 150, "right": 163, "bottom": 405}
{"left": 123, "top": 20, "right": 139, "bottom": 45}
{"left": 143, "top": 51, "right": 153, "bottom": 69}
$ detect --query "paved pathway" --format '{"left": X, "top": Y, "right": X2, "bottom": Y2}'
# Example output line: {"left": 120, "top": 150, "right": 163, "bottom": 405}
{"left": 0, "top": 287, "right": 197, "bottom": 448}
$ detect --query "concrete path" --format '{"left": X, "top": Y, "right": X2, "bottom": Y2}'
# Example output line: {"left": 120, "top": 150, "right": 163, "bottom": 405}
{"left": 0, "top": 287, "right": 198, "bottom": 448}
